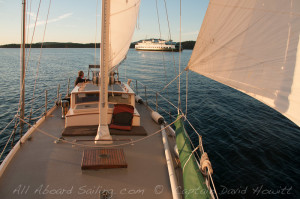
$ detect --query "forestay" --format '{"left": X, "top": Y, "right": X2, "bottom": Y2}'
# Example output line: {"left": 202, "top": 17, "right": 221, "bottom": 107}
{"left": 109, "top": 0, "right": 140, "bottom": 71}
{"left": 187, "top": 0, "right": 300, "bottom": 126}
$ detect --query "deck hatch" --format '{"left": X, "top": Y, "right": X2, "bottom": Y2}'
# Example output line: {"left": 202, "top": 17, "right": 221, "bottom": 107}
{"left": 81, "top": 149, "right": 127, "bottom": 170}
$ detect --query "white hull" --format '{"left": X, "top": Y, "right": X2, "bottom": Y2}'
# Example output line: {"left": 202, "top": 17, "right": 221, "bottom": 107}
{"left": 135, "top": 39, "right": 181, "bottom": 52}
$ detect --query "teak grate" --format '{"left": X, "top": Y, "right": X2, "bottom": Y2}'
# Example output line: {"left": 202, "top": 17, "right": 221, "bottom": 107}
{"left": 81, "top": 148, "right": 127, "bottom": 170}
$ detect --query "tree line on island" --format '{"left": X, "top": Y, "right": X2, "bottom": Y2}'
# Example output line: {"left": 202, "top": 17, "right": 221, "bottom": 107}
{"left": 0, "top": 41, "right": 196, "bottom": 49}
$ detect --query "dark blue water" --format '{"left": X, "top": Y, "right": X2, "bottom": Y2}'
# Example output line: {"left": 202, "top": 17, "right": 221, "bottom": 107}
{"left": 0, "top": 48, "right": 299, "bottom": 198}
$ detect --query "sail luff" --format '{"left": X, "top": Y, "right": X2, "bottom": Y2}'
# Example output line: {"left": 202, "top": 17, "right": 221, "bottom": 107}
{"left": 108, "top": 0, "right": 140, "bottom": 70}
{"left": 188, "top": 0, "right": 300, "bottom": 127}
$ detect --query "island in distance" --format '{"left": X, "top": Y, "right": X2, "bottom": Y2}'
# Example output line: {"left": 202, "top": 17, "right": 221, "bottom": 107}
{"left": 0, "top": 41, "right": 196, "bottom": 49}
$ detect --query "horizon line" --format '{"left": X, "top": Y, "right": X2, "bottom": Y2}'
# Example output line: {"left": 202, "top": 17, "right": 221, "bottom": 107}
{"left": 0, "top": 40, "right": 196, "bottom": 46}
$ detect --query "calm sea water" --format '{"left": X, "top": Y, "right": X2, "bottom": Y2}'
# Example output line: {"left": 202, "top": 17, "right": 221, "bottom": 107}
{"left": 0, "top": 48, "right": 299, "bottom": 198}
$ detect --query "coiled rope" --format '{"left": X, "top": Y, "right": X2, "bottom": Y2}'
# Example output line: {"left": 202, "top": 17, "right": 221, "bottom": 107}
{"left": 200, "top": 152, "right": 213, "bottom": 176}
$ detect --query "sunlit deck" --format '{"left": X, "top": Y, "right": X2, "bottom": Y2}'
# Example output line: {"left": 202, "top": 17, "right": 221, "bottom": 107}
{"left": 0, "top": 103, "right": 181, "bottom": 198}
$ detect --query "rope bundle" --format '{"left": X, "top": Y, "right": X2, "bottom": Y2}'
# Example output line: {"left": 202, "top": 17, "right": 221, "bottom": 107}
{"left": 200, "top": 152, "right": 213, "bottom": 176}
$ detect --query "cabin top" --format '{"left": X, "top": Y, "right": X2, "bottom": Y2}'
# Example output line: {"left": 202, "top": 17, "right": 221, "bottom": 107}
{"left": 72, "top": 82, "right": 134, "bottom": 94}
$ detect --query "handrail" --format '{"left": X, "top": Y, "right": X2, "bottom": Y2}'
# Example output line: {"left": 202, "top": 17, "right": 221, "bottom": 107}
{"left": 0, "top": 130, "right": 16, "bottom": 161}
{"left": 24, "top": 85, "right": 59, "bottom": 107}
{"left": 25, "top": 92, "right": 45, "bottom": 104}
{"left": 131, "top": 78, "right": 180, "bottom": 114}
{"left": 161, "top": 125, "right": 181, "bottom": 199}
{"left": 1, "top": 84, "right": 63, "bottom": 164}
{"left": 25, "top": 94, "right": 57, "bottom": 120}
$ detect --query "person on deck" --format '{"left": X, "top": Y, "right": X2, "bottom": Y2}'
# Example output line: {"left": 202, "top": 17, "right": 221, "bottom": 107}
{"left": 74, "top": 71, "right": 88, "bottom": 86}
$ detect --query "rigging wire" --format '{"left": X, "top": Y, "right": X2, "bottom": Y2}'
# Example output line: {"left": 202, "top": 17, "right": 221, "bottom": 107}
{"left": 29, "top": 0, "right": 52, "bottom": 121}
{"left": 141, "top": 65, "right": 204, "bottom": 164}
{"left": 178, "top": 0, "right": 182, "bottom": 112}
{"left": 155, "top": 0, "right": 171, "bottom": 119}
{"left": 185, "top": 70, "right": 188, "bottom": 117}
{"left": 134, "top": 78, "right": 201, "bottom": 163}
{"left": 147, "top": 99, "right": 177, "bottom": 120}
{"left": 10, "top": 121, "right": 20, "bottom": 147}
{"left": 159, "top": 69, "right": 185, "bottom": 93}
{"left": 136, "top": 2, "right": 140, "bottom": 30}
{"left": 182, "top": 146, "right": 199, "bottom": 172}
{"left": 0, "top": 117, "right": 16, "bottom": 136}
{"left": 26, "top": 0, "right": 33, "bottom": 53}
{"left": 25, "top": 0, "right": 42, "bottom": 72}
{"left": 0, "top": 130, "right": 16, "bottom": 160}
{"left": 155, "top": 0, "right": 162, "bottom": 43}
{"left": 162, "top": 0, "right": 179, "bottom": 94}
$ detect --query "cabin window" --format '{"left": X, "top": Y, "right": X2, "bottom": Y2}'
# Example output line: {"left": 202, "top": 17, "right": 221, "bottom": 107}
{"left": 108, "top": 93, "right": 131, "bottom": 104}
{"left": 75, "top": 93, "right": 99, "bottom": 104}
{"left": 74, "top": 92, "right": 131, "bottom": 105}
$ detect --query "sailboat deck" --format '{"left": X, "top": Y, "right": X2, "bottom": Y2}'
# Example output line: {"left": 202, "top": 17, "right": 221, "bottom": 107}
{"left": 0, "top": 104, "right": 178, "bottom": 198}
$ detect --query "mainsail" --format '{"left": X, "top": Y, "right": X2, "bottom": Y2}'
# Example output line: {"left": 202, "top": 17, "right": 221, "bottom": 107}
{"left": 109, "top": 0, "right": 140, "bottom": 71}
{"left": 187, "top": 0, "right": 300, "bottom": 126}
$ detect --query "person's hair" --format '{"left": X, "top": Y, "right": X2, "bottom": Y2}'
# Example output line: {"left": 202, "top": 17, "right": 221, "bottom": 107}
{"left": 78, "top": 71, "right": 84, "bottom": 77}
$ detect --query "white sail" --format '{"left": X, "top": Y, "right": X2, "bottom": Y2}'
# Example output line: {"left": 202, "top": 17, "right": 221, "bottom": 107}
{"left": 109, "top": 0, "right": 140, "bottom": 71}
{"left": 187, "top": 0, "right": 300, "bottom": 126}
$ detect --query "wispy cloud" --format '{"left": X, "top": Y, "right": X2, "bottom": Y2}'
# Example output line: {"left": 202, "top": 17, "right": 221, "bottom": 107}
{"left": 29, "top": 13, "right": 73, "bottom": 28}
{"left": 0, "top": 0, "right": 5, "bottom": 4}
{"left": 52, "top": 13, "right": 73, "bottom": 22}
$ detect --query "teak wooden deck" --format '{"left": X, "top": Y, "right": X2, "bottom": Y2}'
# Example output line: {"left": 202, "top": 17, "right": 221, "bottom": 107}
{"left": 81, "top": 149, "right": 127, "bottom": 170}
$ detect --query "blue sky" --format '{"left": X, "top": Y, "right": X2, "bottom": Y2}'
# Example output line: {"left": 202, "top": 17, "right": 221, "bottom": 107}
{"left": 0, "top": 0, "right": 209, "bottom": 45}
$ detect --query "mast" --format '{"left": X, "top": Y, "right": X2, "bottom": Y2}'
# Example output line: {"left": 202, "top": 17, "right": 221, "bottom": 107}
{"left": 95, "top": 0, "right": 112, "bottom": 144}
{"left": 20, "top": 0, "right": 26, "bottom": 138}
